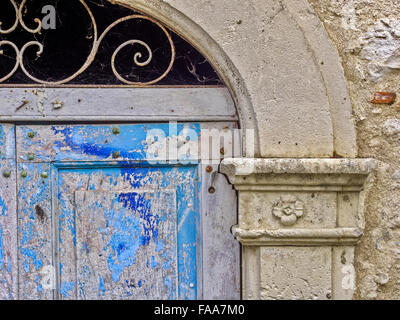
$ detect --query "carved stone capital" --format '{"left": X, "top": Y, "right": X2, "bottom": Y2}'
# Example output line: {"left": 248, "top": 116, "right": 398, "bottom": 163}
{"left": 220, "top": 158, "right": 377, "bottom": 300}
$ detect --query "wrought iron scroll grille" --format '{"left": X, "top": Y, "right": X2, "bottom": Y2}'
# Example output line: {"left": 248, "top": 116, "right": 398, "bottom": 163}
{"left": 0, "top": 0, "right": 222, "bottom": 86}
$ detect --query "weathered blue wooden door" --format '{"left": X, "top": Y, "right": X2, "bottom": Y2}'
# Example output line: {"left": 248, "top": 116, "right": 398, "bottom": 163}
{"left": 15, "top": 123, "right": 199, "bottom": 300}
{"left": 0, "top": 0, "right": 241, "bottom": 300}
{"left": 0, "top": 124, "right": 17, "bottom": 300}
{"left": 0, "top": 88, "right": 240, "bottom": 301}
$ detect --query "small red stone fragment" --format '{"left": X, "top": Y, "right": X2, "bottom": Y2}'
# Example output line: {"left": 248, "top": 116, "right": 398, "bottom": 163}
{"left": 371, "top": 92, "right": 397, "bottom": 104}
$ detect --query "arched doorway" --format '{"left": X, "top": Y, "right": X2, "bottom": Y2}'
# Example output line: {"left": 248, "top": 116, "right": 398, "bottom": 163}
{"left": 0, "top": 0, "right": 240, "bottom": 300}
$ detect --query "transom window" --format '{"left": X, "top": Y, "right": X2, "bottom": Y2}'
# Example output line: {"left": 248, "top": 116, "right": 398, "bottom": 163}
{"left": 0, "top": 0, "right": 222, "bottom": 86}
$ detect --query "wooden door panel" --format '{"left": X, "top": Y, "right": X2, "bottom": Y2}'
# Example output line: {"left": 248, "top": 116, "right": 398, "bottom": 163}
{"left": 201, "top": 164, "right": 240, "bottom": 299}
{"left": 0, "top": 159, "right": 17, "bottom": 300}
{"left": 75, "top": 190, "right": 177, "bottom": 300}
{"left": 55, "top": 164, "right": 198, "bottom": 300}
{"left": 0, "top": 88, "right": 237, "bottom": 122}
{"left": 16, "top": 123, "right": 200, "bottom": 163}
{"left": 17, "top": 163, "right": 53, "bottom": 300}
{"left": 0, "top": 124, "right": 17, "bottom": 300}
{"left": 0, "top": 124, "right": 15, "bottom": 160}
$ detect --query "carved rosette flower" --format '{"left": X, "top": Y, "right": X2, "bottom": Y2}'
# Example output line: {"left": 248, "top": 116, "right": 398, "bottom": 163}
{"left": 272, "top": 197, "right": 305, "bottom": 226}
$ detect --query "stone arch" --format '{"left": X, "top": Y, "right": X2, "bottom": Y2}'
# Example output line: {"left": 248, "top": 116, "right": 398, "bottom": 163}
{"left": 114, "top": 0, "right": 357, "bottom": 158}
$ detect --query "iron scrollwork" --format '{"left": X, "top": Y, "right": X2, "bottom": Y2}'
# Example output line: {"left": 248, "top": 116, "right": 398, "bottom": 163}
{"left": 0, "top": 0, "right": 175, "bottom": 85}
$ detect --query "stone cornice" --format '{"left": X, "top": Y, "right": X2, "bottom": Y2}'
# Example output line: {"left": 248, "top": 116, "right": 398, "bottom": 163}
{"left": 221, "top": 158, "right": 377, "bottom": 177}
{"left": 232, "top": 226, "right": 363, "bottom": 246}
{"left": 220, "top": 158, "right": 377, "bottom": 189}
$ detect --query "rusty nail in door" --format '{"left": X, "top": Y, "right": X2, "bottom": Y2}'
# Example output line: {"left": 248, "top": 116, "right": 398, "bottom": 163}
{"left": 112, "top": 151, "right": 120, "bottom": 159}
{"left": 3, "top": 171, "right": 11, "bottom": 178}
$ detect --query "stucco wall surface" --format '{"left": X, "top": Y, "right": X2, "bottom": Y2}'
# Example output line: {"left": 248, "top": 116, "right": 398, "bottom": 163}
{"left": 308, "top": 0, "right": 400, "bottom": 300}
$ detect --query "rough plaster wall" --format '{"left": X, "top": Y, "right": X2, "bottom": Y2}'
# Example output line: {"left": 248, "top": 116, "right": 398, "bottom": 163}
{"left": 308, "top": 0, "right": 400, "bottom": 299}
{"left": 163, "top": 0, "right": 335, "bottom": 157}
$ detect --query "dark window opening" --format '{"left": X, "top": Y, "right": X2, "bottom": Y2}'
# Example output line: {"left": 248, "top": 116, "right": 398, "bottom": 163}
{"left": 0, "top": 0, "right": 223, "bottom": 86}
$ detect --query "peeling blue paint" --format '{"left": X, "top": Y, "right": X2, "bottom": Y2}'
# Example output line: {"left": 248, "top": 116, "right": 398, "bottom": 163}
{"left": 0, "top": 225, "right": 4, "bottom": 272}
{"left": 20, "top": 247, "right": 43, "bottom": 272}
{"left": 0, "top": 126, "right": 5, "bottom": 150}
{"left": 50, "top": 125, "right": 148, "bottom": 161}
{"left": 118, "top": 192, "right": 160, "bottom": 246}
{"left": 98, "top": 278, "right": 105, "bottom": 297}
{"left": 0, "top": 160, "right": 16, "bottom": 300}
{"left": 7, "top": 254, "right": 11, "bottom": 274}
{"left": 35, "top": 275, "right": 43, "bottom": 293}
{"left": 18, "top": 123, "right": 200, "bottom": 163}
{"left": 164, "top": 276, "right": 175, "bottom": 300}
{"left": 0, "top": 125, "right": 15, "bottom": 159}
{"left": 105, "top": 204, "right": 142, "bottom": 283}
{"left": 63, "top": 165, "right": 198, "bottom": 299}
{"left": 151, "top": 256, "right": 159, "bottom": 269}
{"left": 17, "top": 163, "right": 51, "bottom": 299}
{"left": 0, "top": 196, "right": 8, "bottom": 216}
{"left": 60, "top": 281, "right": 75, "bottom": 298}
{"left": 14, "top": 124, "right": 202, "bottom": 300}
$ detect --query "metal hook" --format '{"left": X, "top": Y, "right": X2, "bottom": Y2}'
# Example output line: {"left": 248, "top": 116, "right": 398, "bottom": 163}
{"left": 208, "top": 171, "right": 218, "bottom": 194}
